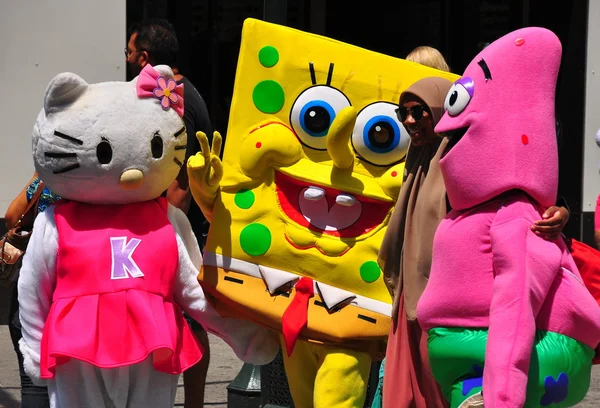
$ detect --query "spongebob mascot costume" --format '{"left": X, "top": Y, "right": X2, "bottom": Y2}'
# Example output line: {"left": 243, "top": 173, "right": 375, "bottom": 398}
{"left": 188, "top": 19, "right": 458, "bottom": 407}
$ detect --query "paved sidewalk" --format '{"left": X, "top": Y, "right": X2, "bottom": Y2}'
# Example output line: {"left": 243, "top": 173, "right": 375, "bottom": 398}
{"left": 2, "top": 322, "right": 600, "bottom": 407}
{"left": 0, "top": 326, "right": 242, "bottom": 408}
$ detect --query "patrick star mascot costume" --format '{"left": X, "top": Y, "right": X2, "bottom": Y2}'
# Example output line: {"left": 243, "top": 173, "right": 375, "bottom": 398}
{"left": 417, "top": 27, "right": 600, "bottom": 408}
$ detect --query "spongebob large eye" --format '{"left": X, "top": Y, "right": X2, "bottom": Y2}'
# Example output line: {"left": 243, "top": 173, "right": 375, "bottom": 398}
{"left": 290, "top": 86, "right": 351, "bottom": 150}
{"left": 351, "top": 102, "right": 409, "bottom": 166}
{"left": 444, "top": 77, "right": 474, "bottom": 116}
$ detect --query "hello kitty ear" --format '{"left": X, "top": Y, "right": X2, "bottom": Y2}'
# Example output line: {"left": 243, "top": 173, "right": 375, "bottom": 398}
{"left": 44, "top": 72, "right": 89, "bottom": 114}
{"left": 152, "top": 65, "right": 175, "bottom": 80}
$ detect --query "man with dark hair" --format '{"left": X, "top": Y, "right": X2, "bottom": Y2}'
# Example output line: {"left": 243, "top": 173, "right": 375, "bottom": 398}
{"left": 126, "top": 19, "right": 180, "bottom": 69}
{"left": 126, "top": 18, "right": 212, "bottom": 408}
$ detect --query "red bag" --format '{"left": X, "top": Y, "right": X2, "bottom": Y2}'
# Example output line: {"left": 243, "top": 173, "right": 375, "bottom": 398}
{"left": 569, "top": 238, "right": 600, "bottom": 363}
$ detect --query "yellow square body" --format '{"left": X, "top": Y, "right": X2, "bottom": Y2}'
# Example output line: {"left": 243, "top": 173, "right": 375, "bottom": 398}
{"left": 201, "top": 18, "right": 458, "bottom": 347}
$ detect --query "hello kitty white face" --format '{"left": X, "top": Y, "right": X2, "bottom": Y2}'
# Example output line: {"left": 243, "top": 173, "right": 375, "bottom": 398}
{"left": 32, "top": 65, "right": 187, "bottom": 205}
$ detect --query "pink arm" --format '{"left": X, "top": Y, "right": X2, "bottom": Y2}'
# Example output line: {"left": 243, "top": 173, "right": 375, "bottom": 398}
{"left": 486, "top": 214, "right": 561, "bottom": 407}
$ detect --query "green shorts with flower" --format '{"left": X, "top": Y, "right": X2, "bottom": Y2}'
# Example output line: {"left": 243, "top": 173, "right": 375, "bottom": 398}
{"left": 427, "top": 327, "right": 594, "bottom": 408}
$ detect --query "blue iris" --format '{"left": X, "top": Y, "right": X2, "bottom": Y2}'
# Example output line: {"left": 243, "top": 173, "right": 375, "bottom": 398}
{"left": 299, "top": 100, "right": 336, "bottom": 137}
{"left": 362, "top": 115, "right": 401, "bottom": 153}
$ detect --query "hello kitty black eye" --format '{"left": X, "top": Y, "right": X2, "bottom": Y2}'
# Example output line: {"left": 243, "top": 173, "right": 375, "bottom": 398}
{"left": 96, "top": 138, "right": 112, "bottom": 164}
{"left": 151, "top": 132, "right": 164, "bottom": 158}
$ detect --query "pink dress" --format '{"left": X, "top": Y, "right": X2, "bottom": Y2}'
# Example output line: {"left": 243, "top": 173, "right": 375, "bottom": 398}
{"left": 40, "top": 198, "right": 202, "bottom": 379}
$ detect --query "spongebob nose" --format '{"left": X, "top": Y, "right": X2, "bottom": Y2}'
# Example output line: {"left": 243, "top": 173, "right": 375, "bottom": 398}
{"left": 119, "top": 169, "right": 144, "bottom": 190}
{"left": 327, "top": 106, "right": 357, "bottom": 169}
{"left": 240, "top": 122, "right": 302, "bottom": 178}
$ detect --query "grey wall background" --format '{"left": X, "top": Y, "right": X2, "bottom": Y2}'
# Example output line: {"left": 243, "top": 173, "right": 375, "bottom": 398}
{"left": 0, "top": 0, "right": 126, "bottom": 214}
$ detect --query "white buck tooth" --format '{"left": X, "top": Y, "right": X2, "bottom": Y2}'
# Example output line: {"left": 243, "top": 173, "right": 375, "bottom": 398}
{"left": 304, "top": 186, "right": 326, "bottom": 200}
{"left": 335, "top": 194, "right": 356, "bottom": 207}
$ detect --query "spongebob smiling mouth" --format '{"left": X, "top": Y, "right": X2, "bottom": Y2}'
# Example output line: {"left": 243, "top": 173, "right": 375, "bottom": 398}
{"left": 237, "top": 109, "right": 404, "bottom": 256}
{"left": 275, "top": 172, "right": 392, "bottom": 238}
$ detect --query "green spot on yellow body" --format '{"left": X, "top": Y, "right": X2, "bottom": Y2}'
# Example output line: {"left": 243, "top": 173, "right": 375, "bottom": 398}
{"left": 258, "top": 46, "right": 279, "bottom": 67}
{"left": 235, "top": 189, "right": 255, "bottom": 209}
{"left": 253, "top": 80, "right": 285, "bottom": 113}
{"left": 360, "top": 261, "right": 381, "bottom": 283}
{"left": 240, "top": 223, "right": 272, "bottom": 256}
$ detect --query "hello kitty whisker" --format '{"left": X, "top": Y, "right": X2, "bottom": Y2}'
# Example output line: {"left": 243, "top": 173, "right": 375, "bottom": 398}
{"left": 45, "top": 152, "right": 78, "bottom": 158}
{"left": 175, "top": 145, "right": 186, "bottom": 150}
{"left": 174, "top": 127, "right": 185, "bottom": 138}
{"left": 53, "top": 163, "right": 80, "bottom": 174}
{"left": 173, "top": 158, "right": 183, "bottom": 168}
{"left": 54, "top": 130, "right": 83, "bottom": 145}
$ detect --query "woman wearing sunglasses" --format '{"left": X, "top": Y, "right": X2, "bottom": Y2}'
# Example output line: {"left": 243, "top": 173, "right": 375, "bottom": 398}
{"left": 377, "top": 76, "right": 569, "bottom": 408}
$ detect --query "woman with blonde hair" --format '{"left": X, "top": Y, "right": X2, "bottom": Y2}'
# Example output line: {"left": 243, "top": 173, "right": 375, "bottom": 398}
{"left": 406, "top": 46, "right": 450, "bottom": 72}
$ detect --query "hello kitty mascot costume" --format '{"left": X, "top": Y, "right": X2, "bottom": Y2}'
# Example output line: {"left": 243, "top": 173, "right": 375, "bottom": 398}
{"left": 17, "top": 64, "right": 278, "bottom": 408}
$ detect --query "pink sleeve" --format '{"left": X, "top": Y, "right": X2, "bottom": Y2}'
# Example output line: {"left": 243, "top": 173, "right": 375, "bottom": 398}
{"left": 595, "top": 194, "right": 600, "bottom": 231}
{"left": 486, "top": 214, "right": 562, "bottom": 407}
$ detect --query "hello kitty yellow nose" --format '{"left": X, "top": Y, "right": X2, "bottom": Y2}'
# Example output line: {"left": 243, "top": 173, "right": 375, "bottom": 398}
{"left": 119, "top": 169, "right": 144, "bottom": 190}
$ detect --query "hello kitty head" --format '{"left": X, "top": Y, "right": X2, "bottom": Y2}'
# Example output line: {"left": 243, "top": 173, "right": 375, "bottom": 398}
{"left": 32, "top": 64, "right": 187, "bottom": 205}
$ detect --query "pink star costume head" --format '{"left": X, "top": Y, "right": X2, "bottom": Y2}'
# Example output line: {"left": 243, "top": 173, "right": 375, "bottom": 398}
{"left": 435, "top": 27, "right": 562, "bottom": 211}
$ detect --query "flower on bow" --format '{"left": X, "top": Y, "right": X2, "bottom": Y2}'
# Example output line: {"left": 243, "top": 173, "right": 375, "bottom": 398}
{"left": 154, "top": 76, "right": 179, "bottom": 110}
{"left": 136, "top": 64, "right": 184, "bottom": 117}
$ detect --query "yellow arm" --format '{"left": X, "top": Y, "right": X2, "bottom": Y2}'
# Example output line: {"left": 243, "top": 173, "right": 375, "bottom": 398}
{"left": 187, "top": 131, "right": 223, "bottom": 223}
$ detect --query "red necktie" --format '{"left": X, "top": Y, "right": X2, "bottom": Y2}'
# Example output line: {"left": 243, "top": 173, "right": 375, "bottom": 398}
{"left": 281, "top": 277, "right": 314, "bottom": 356}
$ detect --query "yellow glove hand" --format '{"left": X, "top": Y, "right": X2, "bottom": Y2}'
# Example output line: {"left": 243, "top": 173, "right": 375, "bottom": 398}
{"left": 187, "top": 131, "right": 223, "bottom": 222}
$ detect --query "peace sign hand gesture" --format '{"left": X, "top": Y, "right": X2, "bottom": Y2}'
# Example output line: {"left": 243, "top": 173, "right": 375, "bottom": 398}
{"left": 187, "top": 131, "right": 223, "bottom": 222}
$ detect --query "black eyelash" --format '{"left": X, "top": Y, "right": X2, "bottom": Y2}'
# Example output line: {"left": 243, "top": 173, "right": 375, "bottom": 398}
{"left": 309, "top": 62, "right": 317, "bottom": 85}
{"left": 175, "top": 145, "right": 186, "bottom": 150}
{"left": 53, "top": 163, "right": 80, "bottom": 174}
{"left": 174, "top": 127, "right": 185, "bottom": 138}
{"left": 326, "top": 63, "right": 334, "bottom": 86}
{"left": 173, "top": 157, "right": 183, "bottom": 168}
{"left": 54, "top": 130, "right": 83, "bottom": 145}
{"left": 478, "top": 58, "right": 492, "bottom": 81}
{"left": 45, "top": 152, "right": 77, "bottom": 158}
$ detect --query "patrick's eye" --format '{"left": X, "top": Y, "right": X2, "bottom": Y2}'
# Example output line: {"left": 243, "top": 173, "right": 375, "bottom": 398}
{"left": 96, "top": 140, "right": 112, "bottom": 164}
{"left": 444, "top": 77, "right": 474, "bottom": 116}
{"left": 351, "top": 102, "right": 409, "bottom": 167}
{"left": 151, "top": 134, "right": 164, "bottom": 158}
{"left": 290, "top": 85, "right": 351, "bottom": 150}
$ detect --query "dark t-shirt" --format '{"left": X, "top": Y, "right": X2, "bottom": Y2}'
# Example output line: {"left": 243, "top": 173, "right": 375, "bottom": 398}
{"left": 176, "top": 76, "right": 214, "bottom": 250}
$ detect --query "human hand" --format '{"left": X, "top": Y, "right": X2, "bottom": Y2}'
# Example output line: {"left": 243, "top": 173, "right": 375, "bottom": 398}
{"left": 531, "top": 205, "right": 569, "bottom": 241}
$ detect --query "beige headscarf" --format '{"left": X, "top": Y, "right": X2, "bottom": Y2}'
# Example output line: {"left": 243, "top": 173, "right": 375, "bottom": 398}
{"left": 378, "top": 77, "right": 453, "bottom": 322}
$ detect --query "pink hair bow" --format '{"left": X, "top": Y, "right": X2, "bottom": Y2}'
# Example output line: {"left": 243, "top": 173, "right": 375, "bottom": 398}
{"left": 136, "top": 64, "right": 184, "bottom": 117}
